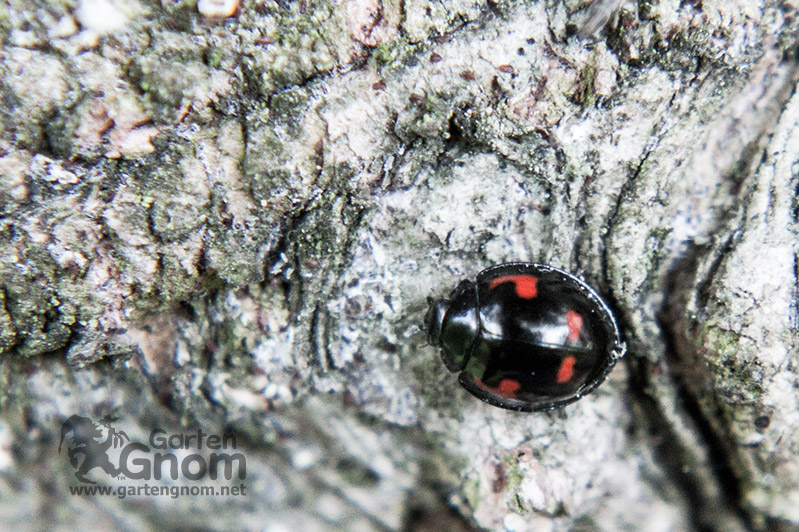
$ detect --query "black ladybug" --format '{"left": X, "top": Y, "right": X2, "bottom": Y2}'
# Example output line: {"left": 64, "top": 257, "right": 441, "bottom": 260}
{"left": 426, "top": 263, "right": 625, "bottom": 411}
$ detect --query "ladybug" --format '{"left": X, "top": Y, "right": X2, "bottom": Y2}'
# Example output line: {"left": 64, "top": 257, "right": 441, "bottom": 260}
{"left": 426, "top": 263, "right": 625, "bottom": 411}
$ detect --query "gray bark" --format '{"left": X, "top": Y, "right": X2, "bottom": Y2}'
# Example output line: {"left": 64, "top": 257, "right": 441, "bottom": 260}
{"left": 1, "top": 0, "right": 798, "bottom": 531}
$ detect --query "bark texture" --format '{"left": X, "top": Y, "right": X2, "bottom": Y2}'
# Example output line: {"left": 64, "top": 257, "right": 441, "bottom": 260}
{"left": 1, "top": 0, "right": 798, "bottom": 531}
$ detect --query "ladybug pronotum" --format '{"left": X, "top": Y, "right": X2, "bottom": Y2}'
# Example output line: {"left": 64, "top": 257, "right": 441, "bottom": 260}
{"left": 426, "top": 263, "right": 625, "bottom": 411}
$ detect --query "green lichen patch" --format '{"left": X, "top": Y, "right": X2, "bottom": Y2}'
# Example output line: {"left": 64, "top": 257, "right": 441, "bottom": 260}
{"left": 571, "top": 62, "right": 598, "bottom": 107}
{"left": 373, "top": 35, "right": 423, "bottom": 70}
{"left": 126, "top": 47, "right": 232, "bottom": 123}
{"left": 239, "top": 0, "right": 352, "bottom": 97}
{"left": 503, "top": 452, "right": 525, "bottom": 493}
{"left": 0, "top": 267, "right": 76, "bottom": 357}
{"left": 698, "top": 324, "right": 765, "bottom": 404}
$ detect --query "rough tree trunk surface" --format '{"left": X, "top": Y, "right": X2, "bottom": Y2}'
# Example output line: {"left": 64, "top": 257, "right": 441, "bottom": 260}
{"left": 1, "top": 0, "right": 798, "bottom": 531}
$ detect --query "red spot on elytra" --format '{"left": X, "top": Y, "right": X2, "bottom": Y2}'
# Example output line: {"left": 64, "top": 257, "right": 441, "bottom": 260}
{"left": 489, "top": 275, "right": 538, "bottom": 299}
{"left": 556, "top": 355, "right": 576, "bottom": 383}
{"left": 497, "top": 378, "right": 521, "bottom": 397}
{"left": 566, "top": 310, "right": 583, "bottom": 343}
{"left": 474, "top": 377, "right": 521, "bottom": 398}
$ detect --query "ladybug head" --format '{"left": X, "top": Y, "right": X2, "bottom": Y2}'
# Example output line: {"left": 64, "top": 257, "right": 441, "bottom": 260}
{"left": 424, "top": 296, "right": 448, "bottom": 347}
{"left": 425, "top": 280, "right": 479, "bottom": 372}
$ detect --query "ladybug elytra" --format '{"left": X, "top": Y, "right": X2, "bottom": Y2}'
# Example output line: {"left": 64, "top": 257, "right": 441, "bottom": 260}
{"left": 426, "top": 263, "right": 625, "bottom": 411}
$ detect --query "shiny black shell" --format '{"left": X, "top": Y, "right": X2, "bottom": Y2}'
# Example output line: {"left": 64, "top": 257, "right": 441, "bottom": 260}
{"left": 426, "top": 263, "right": 624, "bottom": 411}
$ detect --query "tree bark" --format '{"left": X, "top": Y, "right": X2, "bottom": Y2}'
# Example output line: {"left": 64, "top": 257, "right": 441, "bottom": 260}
{"left": 1, "top": 0, "right": 798, "bottom": 531}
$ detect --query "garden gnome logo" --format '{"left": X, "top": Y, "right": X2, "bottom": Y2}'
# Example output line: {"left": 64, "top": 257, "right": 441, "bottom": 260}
{"left": 59, "top": 414, "right": 130, "bottom": 484}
